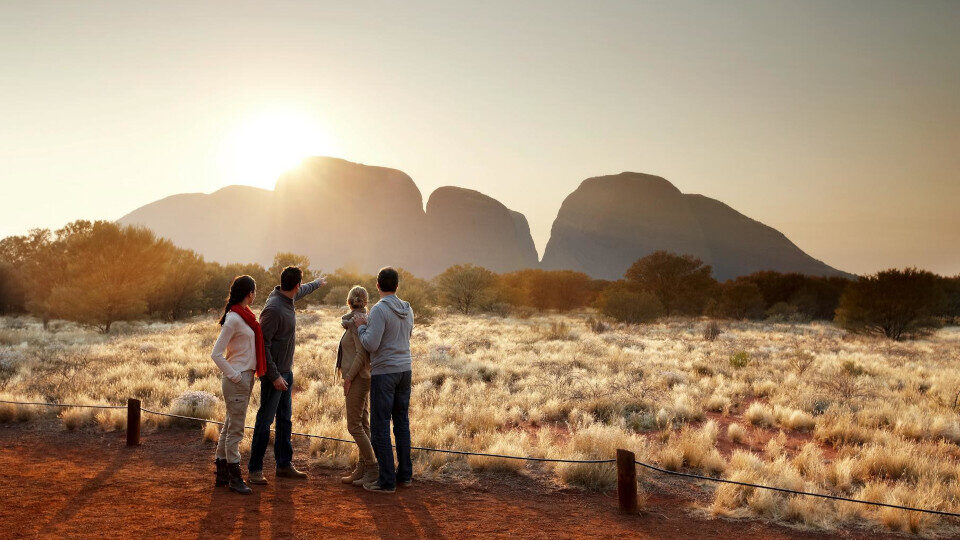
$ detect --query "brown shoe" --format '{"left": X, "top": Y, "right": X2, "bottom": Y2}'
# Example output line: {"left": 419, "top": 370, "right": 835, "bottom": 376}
{"left": 248, "top": 470, "right": 267, "bottom": 485}
{"left": 341, "top": 461, "right": 365, "bottom": 484}
{"left": 276, "top": 464, "right": 308, "bottom": 479}
{"left": 352, "top": 463, "right": 379, "bottom": 487}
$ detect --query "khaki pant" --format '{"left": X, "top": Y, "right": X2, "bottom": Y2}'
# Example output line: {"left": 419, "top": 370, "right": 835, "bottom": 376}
{"left": 216, "top": 370, "right": 254, "bottom": 464}
{"left": 346, "top": 375, "right": 376, "bottom": 466}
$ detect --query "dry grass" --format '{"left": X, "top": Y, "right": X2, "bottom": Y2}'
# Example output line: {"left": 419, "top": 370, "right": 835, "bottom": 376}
{"left": 1, "top": 312, "right": 959, "bottom": 535}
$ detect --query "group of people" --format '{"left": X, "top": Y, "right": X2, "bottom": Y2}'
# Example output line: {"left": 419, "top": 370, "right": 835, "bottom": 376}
{"left": 210, "top": 266, "right": 414, "bottom": 495}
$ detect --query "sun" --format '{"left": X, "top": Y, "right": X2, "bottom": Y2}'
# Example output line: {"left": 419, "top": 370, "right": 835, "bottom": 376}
{"left": 218, "top": 109, "right": 336, "bottom": 190}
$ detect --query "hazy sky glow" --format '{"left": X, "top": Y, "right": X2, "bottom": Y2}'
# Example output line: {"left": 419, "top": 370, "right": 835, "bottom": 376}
{"left": 1, "top": 1, "right": 957, "bottom": 275}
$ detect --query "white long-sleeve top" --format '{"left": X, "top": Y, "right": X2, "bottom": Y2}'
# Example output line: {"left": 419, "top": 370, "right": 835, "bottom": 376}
{"left": 211, "top": 311, "right": 257, "bottom": 382}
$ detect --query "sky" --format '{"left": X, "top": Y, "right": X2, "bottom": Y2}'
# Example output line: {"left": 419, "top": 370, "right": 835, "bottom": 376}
{"left": 1, "top": 0, "right": 957, "bottom": 275}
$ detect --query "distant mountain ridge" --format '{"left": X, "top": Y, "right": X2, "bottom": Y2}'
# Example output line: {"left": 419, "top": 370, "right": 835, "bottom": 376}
{"left": 118, "top": 157, "right": 848, "bottom": 280}
{"left": 540, "top": 172, "right": 847, "bottom": 281}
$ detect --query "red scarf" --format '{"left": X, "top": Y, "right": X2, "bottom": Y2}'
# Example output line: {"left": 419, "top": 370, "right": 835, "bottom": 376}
{"left": 230, "top": 304, "right": 267, "bottom": 377}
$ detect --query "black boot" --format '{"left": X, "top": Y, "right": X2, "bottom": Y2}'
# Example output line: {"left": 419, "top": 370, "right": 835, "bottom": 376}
{"left": 227, "top": 462, "right": 252, "bottom": 495}
{"left": 215, "top": 458, "right": 229, "bottom": 487}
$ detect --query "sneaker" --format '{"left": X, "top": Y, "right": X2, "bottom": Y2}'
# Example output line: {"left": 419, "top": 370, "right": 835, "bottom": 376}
{"left": 276, "top": 465, "right": 308, "bottom": 479}
{"left": 398, "top": 479, "right": 413, "bottom": 488}
{"left": 248, "top": 470, "right": 268, "bottom": 485}
{"left": 363, "top": 481, "right": 396, "bottom": 494}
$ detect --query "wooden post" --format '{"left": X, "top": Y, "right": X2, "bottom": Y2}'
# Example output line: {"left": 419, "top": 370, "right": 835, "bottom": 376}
{"left": 126, "top": 398, "right": 141, "bottom": 447}
{"left": 617, "top": 448, "right": 637, "bottom": 513}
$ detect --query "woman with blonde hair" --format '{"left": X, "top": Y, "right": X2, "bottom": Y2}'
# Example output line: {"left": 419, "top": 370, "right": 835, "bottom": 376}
{"left": 336, "top": 285, "right": 378, "bottom": 485}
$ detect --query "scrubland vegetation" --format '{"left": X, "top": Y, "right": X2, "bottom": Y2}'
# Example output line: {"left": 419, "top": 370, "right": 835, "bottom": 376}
{"left": 1, "top": 306, "right": 959, "bottom": 536}
{"left": 3, "top": 221, "right": 960, "bottom": 535}
{"left": 2, "top": 221, "right": 959, "bottom": 338}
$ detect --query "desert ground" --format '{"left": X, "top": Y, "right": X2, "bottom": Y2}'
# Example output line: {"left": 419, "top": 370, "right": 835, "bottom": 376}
{"left": 1, "top": 307, "right": 959, "bottom": 537}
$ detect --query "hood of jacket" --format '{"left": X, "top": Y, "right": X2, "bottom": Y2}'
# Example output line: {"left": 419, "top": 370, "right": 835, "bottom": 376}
{"left": 340, "top": 308, "right": 366, "bottom": 329}
{"left": 380, "top": 294, "right": 411, "bottom": 319}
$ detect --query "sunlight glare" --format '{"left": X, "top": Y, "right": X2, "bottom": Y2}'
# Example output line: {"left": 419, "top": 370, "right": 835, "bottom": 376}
{"left": 218, "top": 109, "right": 336, "bottom": 190}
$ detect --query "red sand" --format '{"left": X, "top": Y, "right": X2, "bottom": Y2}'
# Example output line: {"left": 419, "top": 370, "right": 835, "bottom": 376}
{"left": 0, "top": 422, "right": 892, "bottom": 539}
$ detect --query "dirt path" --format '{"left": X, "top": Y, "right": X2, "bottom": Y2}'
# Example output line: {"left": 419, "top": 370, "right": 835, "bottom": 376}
{"left": 0, "top": 423, "right": 890, "bottom": 539}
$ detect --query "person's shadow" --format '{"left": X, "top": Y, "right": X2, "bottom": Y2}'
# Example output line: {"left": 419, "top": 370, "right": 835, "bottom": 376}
{"left": 269, "top": 478, "right": 296, "bottom": 538}
{"left": 359, "top": 485, "right": 442, "bottom": 538}
{"left": 35, "top": 450, "right": 129, "bottom": 536}
{"left": 198, "top": 485, "right": 263, "bottom": 538}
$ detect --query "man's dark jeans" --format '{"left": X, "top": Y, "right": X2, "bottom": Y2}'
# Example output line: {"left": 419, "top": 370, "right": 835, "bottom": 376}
{"left": 248, "top": 371, "right": 293, "bottom": 472}
{"left": 370, "top": 370, "right": 412, "bottom": 489}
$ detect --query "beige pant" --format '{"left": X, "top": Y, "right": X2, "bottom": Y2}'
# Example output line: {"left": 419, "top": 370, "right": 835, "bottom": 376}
{"left": 216, "top": 370, "right": 254, "bottom": 464}
{"left": 346, "top": 375, "right": 377, "bottom": 466}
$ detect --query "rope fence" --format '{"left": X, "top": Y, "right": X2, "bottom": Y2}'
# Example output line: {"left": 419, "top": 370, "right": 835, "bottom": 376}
{"left": 3, "top": 398, "right": 959, "bottom": 518}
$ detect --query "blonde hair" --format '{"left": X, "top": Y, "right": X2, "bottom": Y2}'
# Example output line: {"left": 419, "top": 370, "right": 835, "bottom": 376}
{"left": 347, "top": 285, "right": 369, "bottom": 310}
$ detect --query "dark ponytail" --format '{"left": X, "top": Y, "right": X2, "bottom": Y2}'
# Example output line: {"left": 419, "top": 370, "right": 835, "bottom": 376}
{"left": 219, "top": 275, "right": 256, "bottom": 325}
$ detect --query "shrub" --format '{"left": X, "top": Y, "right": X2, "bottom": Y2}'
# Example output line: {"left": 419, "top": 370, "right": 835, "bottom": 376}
{"left": 323, "top": 285, "right": 351, "bottom": 306}
{"left": 835, "top": 268, "right": 946, "bottom": 340}
{"left": 60, "top": 406, "right": 97, "bottom": 430}
{"left": 727, "top": 423, "right": 748, "bottom": 443}
{"left": 765, "top": 301, "right": 805, "bottom": 323}
{"left": 745, "top": 402, "right": 775, "bottom": 427}
{"left": 788, "top": 350, "right": 816, "bottom": 374}
{"left": 714, "top": 280, "right": 765, "bottom": 320}
{"left": 596, "top": 285, "right": 664, "bottom": 324}
{"left": 702, "top": 320, "right": 722, "bottom": 341}
{"left": 170, "top": 390, "right": 218, "bottom": 426}
{"left": 586, "top": 316, "right": 608, "bottom": 334}
{"left": 539, "top": 321, "right": 576, "bottom": 341}
{"left": 729, "top": 351, "right": 751, "bottom": 369}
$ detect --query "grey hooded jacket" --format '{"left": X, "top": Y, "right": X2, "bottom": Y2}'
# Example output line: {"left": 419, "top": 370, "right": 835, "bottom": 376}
{"left": 357, "top": 294, "right": 414, "bottom": 376}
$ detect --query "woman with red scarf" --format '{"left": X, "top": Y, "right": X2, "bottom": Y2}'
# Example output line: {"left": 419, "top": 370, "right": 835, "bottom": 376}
{"left": 210, "top": 275, "right": 267, "bottom": 494}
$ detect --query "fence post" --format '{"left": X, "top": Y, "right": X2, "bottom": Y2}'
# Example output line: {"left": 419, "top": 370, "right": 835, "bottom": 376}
{"left": 127, "top": 398, "right": 141, "bottom": 447}
{"left": 617, "top": 448, "right": 637, "bottom": 513}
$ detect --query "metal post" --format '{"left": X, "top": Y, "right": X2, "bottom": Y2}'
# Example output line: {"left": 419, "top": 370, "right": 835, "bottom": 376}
{"left": 617, "top": 448, "right": 638, "bottom": 513}
{"left": 126, "top": 398, "right": 141, "bottom": 446}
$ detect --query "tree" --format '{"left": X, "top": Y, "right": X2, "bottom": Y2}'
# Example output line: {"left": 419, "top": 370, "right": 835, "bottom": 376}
{"left": 714, "top": 280, "right": 765, "bottom": 320}
{"left": 0, "top": 228, "right": 61, "bottom": 325}
{"left": 495, "top": 269, "right": 596, "bottom": 312}
{"left": 396, "top": 267, "right": 436, "bottom": 322}
{"left": 624, "top": 251, "right": 718, "bottom": 315}
{"left": 146, "top": 246, "right": 209, "bottom": 320}
{"left": 835, "top": 268, "right": 946, "bottom": 340}
{"left": 48, "top": 222, "right": 169, "bottom": 333}
{"left": 944, "top": 276, "right": 960, "bottom": 321}
{"left": 203, "top": 262, "right": 270, "bottom": 310}
{"left": 0, "top": 263, "right": 24, "bottom": 314}
{"left": 434, "top": 264, "right": 497, "bottom": 315}
{"left": 596, "top": 283, "right": 664, "bottom": 324}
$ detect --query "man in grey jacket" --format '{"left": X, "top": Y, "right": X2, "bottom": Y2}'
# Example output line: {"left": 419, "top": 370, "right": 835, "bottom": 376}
{"left": 248, "top": 266, "right": 325, "bottom": 484}
{"left": 354, "top": 266, "right": 414, "bottom": 493}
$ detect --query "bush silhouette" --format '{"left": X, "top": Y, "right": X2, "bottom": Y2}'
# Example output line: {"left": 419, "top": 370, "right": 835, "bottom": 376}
{"left": 835, "top": 268, "right": 946, "bottom": 340}
{"left": 496, "top": 269, "right": 596, "bottom": 312}
{"left": 624, "top": 251, "right": 718, "bottom": 315}
{"left": 713, "top": 280, "right": 765, "bottom": 320}
{"left": 596, "top": 284, "right": 663, "bottom": 324}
